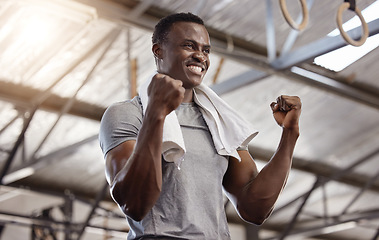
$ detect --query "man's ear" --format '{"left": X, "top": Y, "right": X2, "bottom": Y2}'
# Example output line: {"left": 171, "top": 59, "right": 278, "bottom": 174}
{"left": 152, "top": 43, "right": 162, "bottom": 59}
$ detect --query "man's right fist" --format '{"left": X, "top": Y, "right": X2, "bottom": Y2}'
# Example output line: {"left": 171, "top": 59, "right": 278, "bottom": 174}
{"left": 147, "top": 73, "right": 185, "bottom": 116}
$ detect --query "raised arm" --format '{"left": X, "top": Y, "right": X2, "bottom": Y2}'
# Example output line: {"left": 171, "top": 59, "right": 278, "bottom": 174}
{"left": 105, "top": 74, "right": 184, "bottom": 221}
{"left": 223, "top": 95, "right": 301, "bottom": 225}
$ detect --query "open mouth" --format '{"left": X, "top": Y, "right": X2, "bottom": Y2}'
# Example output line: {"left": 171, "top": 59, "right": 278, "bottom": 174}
{"left": 187, "top": 64, "right": 205, "bottom": 74}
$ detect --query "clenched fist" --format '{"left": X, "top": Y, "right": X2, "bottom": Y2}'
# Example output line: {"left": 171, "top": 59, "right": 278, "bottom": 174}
{"left": 147, "top": 73, "right": 185, "bottom": 117}
{"left": 270, "top": 95, "right": 302, "bottom": 131}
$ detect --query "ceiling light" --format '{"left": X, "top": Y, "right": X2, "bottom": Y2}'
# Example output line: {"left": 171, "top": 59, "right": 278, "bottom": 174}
{"left": 314, "top": 33, "right": 379, "bottom": 72}
{"left": 2, "top": 167, "right": 35, "bottom": 185}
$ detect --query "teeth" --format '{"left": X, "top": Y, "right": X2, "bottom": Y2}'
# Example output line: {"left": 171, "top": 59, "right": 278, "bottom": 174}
{"left": 188, "top": 65, "right": 202, "bottom": 73}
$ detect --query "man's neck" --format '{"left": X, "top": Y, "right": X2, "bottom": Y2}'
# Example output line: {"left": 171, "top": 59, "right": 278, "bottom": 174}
{"left": 182, "top": 88, "right": 194, "bottom": 103}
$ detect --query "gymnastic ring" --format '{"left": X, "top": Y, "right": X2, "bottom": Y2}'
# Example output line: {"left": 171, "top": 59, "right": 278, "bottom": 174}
{"left": 337, "top": 2, "right": 369, "bottom": 47}
{"left": 279, "top": 0, "right": 309, "bottom": 31}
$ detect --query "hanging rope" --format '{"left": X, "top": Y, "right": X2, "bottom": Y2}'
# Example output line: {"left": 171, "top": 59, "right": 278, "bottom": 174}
{"left": 337, "top": 0, "right": 369, "bottom": 46}
{"left": 279, "top": 0, "right": 309, "bottom": 31}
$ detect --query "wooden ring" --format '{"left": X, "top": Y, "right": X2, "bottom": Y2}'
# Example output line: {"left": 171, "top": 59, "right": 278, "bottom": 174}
{"left": 279, "top": 0, "right": 309, "bottom": 31}
{"left": 336, "top": 2, "right": 369, "bottom": 47}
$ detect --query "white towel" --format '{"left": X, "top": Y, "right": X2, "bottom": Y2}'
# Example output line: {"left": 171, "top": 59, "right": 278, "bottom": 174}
{"left": 138, "top": 73, "right": 258, "bottom": 169}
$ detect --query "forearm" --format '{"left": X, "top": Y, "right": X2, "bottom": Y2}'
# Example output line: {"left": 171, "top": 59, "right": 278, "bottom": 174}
{"left": 258, "top": 128, "right": 298, "bottom": 195}
{"left": 111, "top": 105, "right": 165, "bottom": 220}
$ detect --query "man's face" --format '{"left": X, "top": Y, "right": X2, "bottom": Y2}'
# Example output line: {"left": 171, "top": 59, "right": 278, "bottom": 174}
{"left": 155, "top": 21, "right": 211, "bottom": 89}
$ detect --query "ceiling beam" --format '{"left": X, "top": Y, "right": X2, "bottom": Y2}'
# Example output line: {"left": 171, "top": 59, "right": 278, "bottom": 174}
{"left": 289, "top": 66, "right": 379, "bottom": 109}
{"left": 264, "top": 209, "right": 379, "bottom": 240}
{"left": 0, "top": 80, "right": 104, "bottom": 121}
{"left": 265, "top": 0, "right": 276, "bottom": 62}
{"left": 76, "top": 0, "right": 269, "bottom": 56}
{"left": 127, "top": 0, "right": 154, "bottom": 19}
{"left": 77, "top": 181, "right": 109, "bottom": 240}
{"left": 2, "top": 135, "right": 98, "bottom": 185}
{"left": 213, "top": 48, "right": 379, "bottom": 110}
{"left": 0, "top": 208, "right": 128, "bottom": 236}
{"left": 227, "top": 207, "right": 379, "bottom": 240}
{"left": 210, "top": 69, "right": 268, "bottom": 95}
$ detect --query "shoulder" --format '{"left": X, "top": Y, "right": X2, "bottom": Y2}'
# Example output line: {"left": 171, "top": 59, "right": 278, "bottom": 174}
{"left": 100, "top": 96, "right": 143, "bottom": 134}
{"left": 103, "top": 96, "right": 142, "bottom": 119}
{"left": 99, "top": 96, "right": 143, "bottom": 156}
{"left": 100, "top": 96, "right": 143, "bottom": 127}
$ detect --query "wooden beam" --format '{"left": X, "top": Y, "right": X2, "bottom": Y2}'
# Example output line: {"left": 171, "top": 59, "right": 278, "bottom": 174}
{"left": 130, "top": 58, "right": 138, "bottom": 98}
{"left": 0, "top": 80, "right": 105, "bottom": 121}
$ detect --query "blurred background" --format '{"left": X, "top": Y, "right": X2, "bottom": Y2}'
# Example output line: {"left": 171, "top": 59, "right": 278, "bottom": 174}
{"left": 0, "top": 0, "right": 378, "bottom": 239}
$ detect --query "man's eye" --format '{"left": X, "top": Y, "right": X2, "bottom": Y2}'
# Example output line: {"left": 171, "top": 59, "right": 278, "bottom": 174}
{"left": 203, "top": 49, "right": 210, "bottom": 54}
{"left": 184, "top": 44, "right": 194, "bottom": 48}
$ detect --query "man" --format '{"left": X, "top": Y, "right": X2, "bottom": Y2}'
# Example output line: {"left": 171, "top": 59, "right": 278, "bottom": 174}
{"left": 99, "top": 12, "right": 301, "bottom": 239}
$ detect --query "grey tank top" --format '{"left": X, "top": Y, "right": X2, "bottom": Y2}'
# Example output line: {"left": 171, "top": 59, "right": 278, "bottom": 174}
{"left": 99, "top": 97, "right": 231, "bottom": 240}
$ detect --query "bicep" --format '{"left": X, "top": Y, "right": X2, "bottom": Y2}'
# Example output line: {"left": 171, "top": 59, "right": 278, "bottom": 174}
{"left": 105, "top": 140, "right": 136, "bottom": 184}
{"left": 223, "top": 150, "right": 259, "bottom": 203}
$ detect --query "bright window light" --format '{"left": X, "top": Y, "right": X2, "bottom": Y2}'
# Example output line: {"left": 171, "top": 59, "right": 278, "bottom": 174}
{"left": 314, "top": 1, "right": 379, "bottom": 72}
{"left": 314, "top": 33, "right": 379, "bottom": 72}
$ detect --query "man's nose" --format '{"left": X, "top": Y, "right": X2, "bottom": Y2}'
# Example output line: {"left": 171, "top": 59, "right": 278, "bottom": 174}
{"left": 193, "top": 51, "right": 207, "bottom": 63}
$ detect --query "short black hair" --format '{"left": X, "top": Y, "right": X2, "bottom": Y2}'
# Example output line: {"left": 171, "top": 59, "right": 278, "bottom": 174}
{"left": 152, "top": 12, "right": 204, "bottom": 45}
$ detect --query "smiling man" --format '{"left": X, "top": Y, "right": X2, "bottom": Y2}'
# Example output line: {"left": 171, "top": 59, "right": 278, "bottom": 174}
{"left": 99, "top": 12, "right": 302, "bottom": 240}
